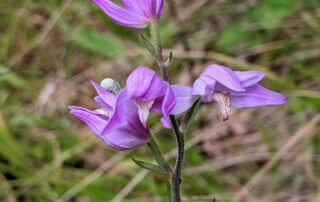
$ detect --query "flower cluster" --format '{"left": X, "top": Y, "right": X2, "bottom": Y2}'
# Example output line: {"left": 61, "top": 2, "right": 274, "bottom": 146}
{"left": 71, "top": 1, "right": 288, "bottom": 200}
{"left": 70, "top": 0, "right": 286, "bottom": 151}
{"left": 70, "top": 65, "right": 285, "bottom": 151}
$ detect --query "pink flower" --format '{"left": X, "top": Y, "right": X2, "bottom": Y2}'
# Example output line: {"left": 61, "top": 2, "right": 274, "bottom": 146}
{"left": 90, "top": 0, "right": 164, "bottom": 28}
{"left": 192, "top": 64, "right": 286, "bottom": 120}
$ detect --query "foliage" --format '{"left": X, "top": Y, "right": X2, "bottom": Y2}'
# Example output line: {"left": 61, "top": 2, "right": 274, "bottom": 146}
{"left": 0, "top": 0, "right": 319, "bottom": 201}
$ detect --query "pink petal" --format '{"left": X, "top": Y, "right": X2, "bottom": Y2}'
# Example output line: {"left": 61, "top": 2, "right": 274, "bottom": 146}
{"left": 91, "top": 0, "right": 149, "bottom": 28}
{"left": 201, "top": 64, "right": 245, "bottom": 92}
{"left": 230, "top": 84, "right": 286, "bottom": 108}
{"left": 69, "top": 106, "right": 109, "bottom": 137}
{"left": 91, "top": 80, "right": 116, "bottom": 110}
{"left": 170, "top": 85, "right": 197, "bottom": 115}
{"left": 101, "top": 89, "right": 150, "bottom": 150}
{"left": 126, "top": 66, "right": 165, "bottom": 101}
{"left": 234, "top": 71, "right": 265, "bottom": 88}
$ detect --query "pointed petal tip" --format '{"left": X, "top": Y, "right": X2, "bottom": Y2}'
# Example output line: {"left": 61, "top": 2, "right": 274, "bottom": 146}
{"left": 230, "top": 85, "right": 287, "bottom": 108}
{"left": 278, "top": 94, "right": 287, "bottom": 104}
{"left": 68, "top": 105, "right": 75, "bottom": 110}
{"left": 90, "top": 80, "right": 98, "bottom": 87}
{"left": 68, "top": 105, "right": 84, "bottom": 112}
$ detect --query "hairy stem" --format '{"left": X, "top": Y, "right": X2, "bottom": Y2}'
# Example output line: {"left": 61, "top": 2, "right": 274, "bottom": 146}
{"left": 169, "top": 115, "right": 184, "bottom": 201}
{"left": 149, "top": 19, "right": 184, "bottom": 202}
{"left": 149, "top": 19, "right": 169, "bottom": 81}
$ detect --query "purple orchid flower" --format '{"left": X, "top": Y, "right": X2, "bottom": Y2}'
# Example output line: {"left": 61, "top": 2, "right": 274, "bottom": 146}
{"left": 90, "top": 0, "right": 164, "bottom": 28}
{"left": 69, "top": 66, "right": 194, "bottom": 150}
{"left": 192, "top": 64, "right": 286, "bottom": 121}
{"left": 69, "top": 81, "right": 150, "bottom": 151}
{"left": 126, "top": 66, "right": 177, "bottom": 128}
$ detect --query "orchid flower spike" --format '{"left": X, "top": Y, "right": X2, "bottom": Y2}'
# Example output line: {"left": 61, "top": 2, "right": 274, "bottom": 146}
{"left": 90, "top": 0, "right": 164, "bottom": 28}
{"left": 69, "top": 81, "right": 150, "bottom": 151}
{"left": 192, "top": 64, "right": 286, "bottom": 121}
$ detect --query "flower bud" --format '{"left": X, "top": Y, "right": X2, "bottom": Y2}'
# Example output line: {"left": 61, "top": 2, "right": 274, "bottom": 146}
{"left": 100, "top": 78, "right": 121, "bottom": 94}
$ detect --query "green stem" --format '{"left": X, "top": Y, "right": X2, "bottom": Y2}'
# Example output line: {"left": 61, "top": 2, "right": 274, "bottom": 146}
{"left": 149, "top": 18, "right": 184, "bottom": 202}
{"left": 149, "top": 19, "right": 163, "bottom": 60}
{"left": 149, "top": 19, "right": 169, "bottom": 81}
{"left": 147, "top": 136, "right": 172, "bottom": 174}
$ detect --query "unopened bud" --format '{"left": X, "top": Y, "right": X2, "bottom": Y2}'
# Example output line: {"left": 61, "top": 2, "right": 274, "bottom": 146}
{"left": 100, "top": 78, "right": 121, "bottom": 94}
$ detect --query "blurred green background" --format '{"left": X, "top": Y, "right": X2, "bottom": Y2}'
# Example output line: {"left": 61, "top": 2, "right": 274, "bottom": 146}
{"left": 1, "top": 0, "right": 320, "bottom": 201}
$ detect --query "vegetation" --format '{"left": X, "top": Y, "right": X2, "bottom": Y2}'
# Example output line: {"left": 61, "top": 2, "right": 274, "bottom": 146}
{"left": 1, "top": 0, "right": 320, "bottom": 201}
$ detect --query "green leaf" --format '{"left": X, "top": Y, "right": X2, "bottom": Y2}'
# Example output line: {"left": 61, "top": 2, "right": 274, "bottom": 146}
{"left": 141, "top": 33, "right": 157, "bottom": 58}
{"left": 217, "top": 23, "right": 254, "bottom": 51}
{"left": 0, "top": 110, "right": 29, "bottom": 169}
{"left": 180, "top": 99, "right": 201, "bottom": 132}
{"left": 132, "top": 158, "right": 166, "bottom": 174}
{"left": 167, "top": 182, "right": 173, "bottom": 202}
{"left": 147, "top": 137, "right": 172, "bottom": 174}
{"left": 0, "top": 68, "right": 31, "bottom": 92}
{"left": 247, "top": 0, "right": 297, "bottom": 30}
{"left": 73, "top": 29, "right": 124, "bottom": 58}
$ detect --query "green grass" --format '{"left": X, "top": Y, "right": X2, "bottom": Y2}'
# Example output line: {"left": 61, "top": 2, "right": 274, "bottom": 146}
{"left": 1, "top": 0, "right": 320, "bottom": 201}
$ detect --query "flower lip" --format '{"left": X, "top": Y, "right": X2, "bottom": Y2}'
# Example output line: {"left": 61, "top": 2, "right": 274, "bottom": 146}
{"left": 212, "top": 92, "right": 231, "bottom": 121}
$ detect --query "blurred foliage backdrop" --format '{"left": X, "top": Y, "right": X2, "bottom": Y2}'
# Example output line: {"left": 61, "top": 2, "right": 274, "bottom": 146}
{"left": 1, "top": 0, "right": 320, "bottom": 201}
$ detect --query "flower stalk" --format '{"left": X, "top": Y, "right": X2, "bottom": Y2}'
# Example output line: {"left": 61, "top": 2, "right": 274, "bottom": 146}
{"left": 149, "top": 18, "right": 184, "bottom": 202}
{"left": 149, "top": 19, "right": 169, "bottom": 82}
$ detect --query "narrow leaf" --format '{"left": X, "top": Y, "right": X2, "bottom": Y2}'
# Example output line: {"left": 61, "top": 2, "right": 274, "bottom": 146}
{"left": 0, "top": 110, "right": 29, "bottom": 169}
{"left": 163, "top": 51, "right": 173, "bottom": 68}
{"left": 167, "top": 182, "right": 173, "bottom": 202}
{"left": 180, "top": 99, "right": 201, "bottom": 132}
{"left": 141, "top": 33, "right": 157, "bottom": 57}
{"left": 73, "top": 29, "right": 124, "bottom": 58}
{"left": 147, "top": 137, "right": 172, "bottom": 174}
{"left": 132, "top": 158, "right": 166, "bottom": 174}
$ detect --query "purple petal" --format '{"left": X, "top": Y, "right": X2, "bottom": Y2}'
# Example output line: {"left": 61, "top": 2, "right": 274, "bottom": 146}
{"left": 91, "top": 80, "right": 115, "bottom": 111}
{"left": 94, "top": 96, "right": 113, "bottom": 114}
{"left": 170, "top": 85, "right": 197, "bottom": 115}
{"left": 101, "top": 119, "right": 150, "bottom": 151}
{"left": 201, "top": 64, "right": 245, "bottom": 92}
{"left": 121, "top": 0, "right": 153, "bottom": 18}
{"left": 192, "top": 75, "right": 216, "bottom": 96}
{"left": 155, "top": 0, "right": 164, "bottom": 17}
{"left": 230, "top": 84, "right": 286, "bottom": 108}
{"left": 160, "top": 82, "right": 177, "bottom": 128}
{"left": 121, "top": 0, "right": 163, "bottom": 19}
{"left": 234, "top": 71, "right": 265, "bottom": 88}
{"left": 90, "top": 0, "right": 149, "bottom": 28}
{"left": 126, "top": 66, "right": 166, "bottom": 101}
{"left": 102, "top": 89, "right": 150, "bottom": 150}
{"left": 69, "top": 106, "right": 109, "bottom": 137}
